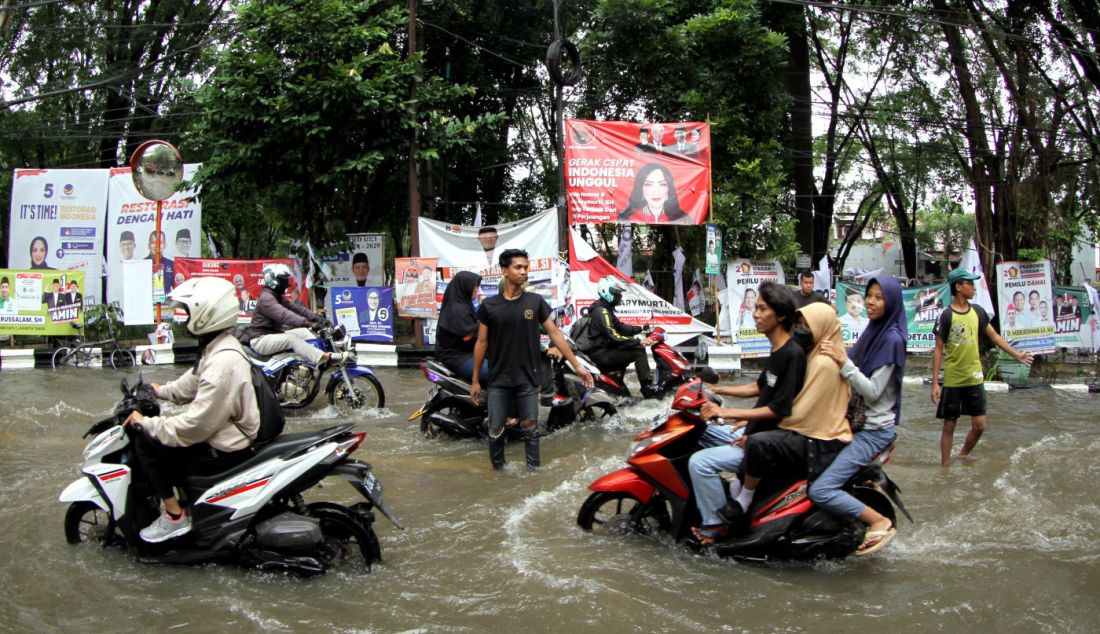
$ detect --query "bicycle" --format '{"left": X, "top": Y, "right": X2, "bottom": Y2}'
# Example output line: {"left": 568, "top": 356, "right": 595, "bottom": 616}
{"left": 51, "top": 304, "right": 136, "bottom": 369}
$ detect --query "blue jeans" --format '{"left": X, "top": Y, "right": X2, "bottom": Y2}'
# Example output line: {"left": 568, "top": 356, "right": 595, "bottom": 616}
{"left": 450, "top": 355, "right": 489, "bottom": 383}
{"left": 689, "top": 425, "right": 746, "bottom": 526}
{"left": 808, "top": 427, "right": 897, "bottom": 520}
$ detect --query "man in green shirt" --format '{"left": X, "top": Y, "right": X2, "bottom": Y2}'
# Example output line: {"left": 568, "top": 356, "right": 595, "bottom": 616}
{"left": 932, "top": 268, "right": 1033, "bottom": 467}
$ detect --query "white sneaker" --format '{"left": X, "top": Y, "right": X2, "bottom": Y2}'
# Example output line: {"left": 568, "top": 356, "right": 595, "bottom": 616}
{"left": 140, "top": 512, "right": 191, "bottom": 543}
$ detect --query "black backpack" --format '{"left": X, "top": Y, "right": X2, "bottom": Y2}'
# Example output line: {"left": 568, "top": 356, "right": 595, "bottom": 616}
{"left": 217, "top": 348, "right": 286, "bottom": 448}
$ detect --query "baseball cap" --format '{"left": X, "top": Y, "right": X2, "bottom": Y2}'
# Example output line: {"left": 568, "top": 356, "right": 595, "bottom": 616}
{"left": 947, "top": 268, "right": 981, "bottom": 284}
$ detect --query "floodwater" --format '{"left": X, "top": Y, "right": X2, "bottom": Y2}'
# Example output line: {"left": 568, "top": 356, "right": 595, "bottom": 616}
{"left": 1, "top": 365, "right": 1099, "bottom": 633}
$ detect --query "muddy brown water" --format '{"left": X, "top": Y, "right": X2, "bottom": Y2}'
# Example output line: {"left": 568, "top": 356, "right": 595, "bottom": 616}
{"left": 1, "top": 366, "right": 1098, "bottom": 632}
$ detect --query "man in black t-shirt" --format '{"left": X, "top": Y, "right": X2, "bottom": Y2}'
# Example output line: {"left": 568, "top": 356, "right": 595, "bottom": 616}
{"left": 471, "top": 249, "right": 594, "bottom": 470}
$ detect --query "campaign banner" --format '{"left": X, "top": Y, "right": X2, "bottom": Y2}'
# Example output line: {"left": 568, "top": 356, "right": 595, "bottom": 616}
{"left": 1052, "top": 285, "right": 1096, "bottom": 351}
{"left": 417, "top": 209, "right": 559, "bottom": 269}
{"left": 996, "top": 260, "right": 1056, "bottom": 354}
{"left": 837, "top": 280, "right": 948, "bottom": 351}
{"left": 726, "top": 259, "right": 786, "bottom": 357}
{"left": 105, "top": 163, "right": 202, "bottom": 305}
{"left": 174, "top": 258, "right": 307, "bottom": 322}
{"left": 318, "top": 233, "right": 386, "bottom": 287}
{"left": 564, "top": 120, "right": 710, "bottom": 225}
{"left": 329, "top": 286, "right": 394, "bottom": 343}
{"left": 705, "top": 224, "right": 722, "bottom": 275}
{"left": 8, "top": 169, "right": 108, "bottom": 306}
{"left": 570, "top": 229, "right": 712, "bottom": 346}
{"left": 394, "top": 257, "right": 439, "bottom": 318}
{"left": 0, "top": 269, "right": 85, "bottom": 335}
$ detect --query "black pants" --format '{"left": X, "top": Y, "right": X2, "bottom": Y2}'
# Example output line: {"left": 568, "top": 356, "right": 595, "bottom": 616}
{"left": 132, "top": 431, "right": 252, "bottom": 499}
{"left": 591, "top": 346, "right": 652, "bottom": 383}
{"left": 742, "top": 429, "right": 847, "bottom": 483}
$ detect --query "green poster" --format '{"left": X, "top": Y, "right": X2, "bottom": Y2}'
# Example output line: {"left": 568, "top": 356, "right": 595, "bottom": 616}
{"left": 835, "top": 280, "right": 949, "bottom": 351}
{"left": 0, "top": 269, "right": 86, "bottom": 335}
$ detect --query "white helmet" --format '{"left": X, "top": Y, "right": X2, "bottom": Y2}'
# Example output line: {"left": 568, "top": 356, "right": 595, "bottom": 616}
{"left": 168, "top": 277, "right": 239, "bottom": 335}
{"left": 262, "top": 263, "right": 293, "bottom": 291}
{"left": 597, "top": 275, "right": 627, "bottom": 304}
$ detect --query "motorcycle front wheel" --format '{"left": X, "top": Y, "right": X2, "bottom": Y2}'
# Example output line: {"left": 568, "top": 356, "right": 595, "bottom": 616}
{"left": 328, "top": 374, "right": 385, "bottom": 414}
{"left": 307, "top": 502, "right": 381, "bottom": 572}
{"left": 64, "top": 501, "right": 117, "bottom": 545}
{"left": 577, "top": 491, "right": 670, "bottom": 536}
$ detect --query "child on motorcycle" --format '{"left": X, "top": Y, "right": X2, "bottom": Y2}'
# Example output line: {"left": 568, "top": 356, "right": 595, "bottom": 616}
{"left": 244, "top": 263, "right": 349, "bottom": 366}
{"left": 812, "top": 276, "right": 906, "bottom": 556}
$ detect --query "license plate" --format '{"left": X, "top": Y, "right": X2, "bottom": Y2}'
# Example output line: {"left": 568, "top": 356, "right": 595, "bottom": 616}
{"left": 362, "top": 471, "right": 382, "bottom": 498}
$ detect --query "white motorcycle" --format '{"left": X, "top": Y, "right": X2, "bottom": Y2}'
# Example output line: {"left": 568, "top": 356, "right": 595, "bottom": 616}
{"left": 60, "top": 378, "right": 403, "bottom": 576}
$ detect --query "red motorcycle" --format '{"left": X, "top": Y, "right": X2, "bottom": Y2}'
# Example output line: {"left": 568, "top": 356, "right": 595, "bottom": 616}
{"left": 589, "top": 327, "right": 700, "bottom": 400}
{"left": 577, "top": 379, "right": 912, "bottom": 562}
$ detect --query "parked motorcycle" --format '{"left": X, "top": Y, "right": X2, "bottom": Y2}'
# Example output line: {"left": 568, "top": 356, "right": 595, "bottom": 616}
{"left": 242, "top": 323, "right": 385, "bottom": 413}
{"left": 410, "top": 352, "right": 619, "bottom": 439}
{"left": 577, "top": 379, "right": 912, "bottom": 562}
{"left": 60, "top": 378, "right": 403, "bottom": 577}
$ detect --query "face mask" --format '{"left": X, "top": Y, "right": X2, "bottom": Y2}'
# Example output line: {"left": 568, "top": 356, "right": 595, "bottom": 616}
{"left": 790, "top": 325, "right": 814, "bottom": 352}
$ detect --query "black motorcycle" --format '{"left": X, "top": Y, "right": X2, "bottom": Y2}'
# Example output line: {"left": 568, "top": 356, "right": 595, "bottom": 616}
{"left": 410, "top": 353, "right": 619, "bottom": 439}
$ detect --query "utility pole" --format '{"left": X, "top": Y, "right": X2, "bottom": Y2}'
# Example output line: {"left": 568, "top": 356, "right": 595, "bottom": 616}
{"left": 408, "top": 0, "right": 424, "bottom": 347}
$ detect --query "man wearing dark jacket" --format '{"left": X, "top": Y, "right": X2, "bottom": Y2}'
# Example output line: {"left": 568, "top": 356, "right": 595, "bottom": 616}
{"left": 244, "top": 263, "right": 349, "bottom": 365}
{"left": 586, "top": 276, "right": 658, "bottom": 398}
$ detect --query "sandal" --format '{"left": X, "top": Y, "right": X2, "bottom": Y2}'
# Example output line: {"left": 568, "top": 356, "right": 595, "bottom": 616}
{"left": 856, "top": 525, "right": 897, "bottom": 556}
{"left": 691, "top": 524, "right": 729, "bottom": 545}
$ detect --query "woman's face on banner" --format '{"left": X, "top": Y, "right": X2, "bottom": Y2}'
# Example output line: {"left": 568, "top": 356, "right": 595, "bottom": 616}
{"left": 743, "top": 288, "right": 757, "bottom": 309}
{"left": 31, "top": 239, "right": 47, "bottom": 265}
{"left": 642, "top": 170, "right": 669, "bottom": 211}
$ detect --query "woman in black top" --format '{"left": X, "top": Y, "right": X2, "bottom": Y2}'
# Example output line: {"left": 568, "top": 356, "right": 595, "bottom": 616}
{"left": 435, "top": 271, "right": 487, "bottom": 380}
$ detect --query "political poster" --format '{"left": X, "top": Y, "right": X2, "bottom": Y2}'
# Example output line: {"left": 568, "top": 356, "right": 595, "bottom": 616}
{"left": 836, "top": 280, "right": 948, "bottom": 351}
{"left": 835, "top": 281, "right": 871, "bottom": 347}
{"left": 105, "top": 164, "right": 202, "bottom": 305}
{"left": 564, "top": 120, "right": 710, "bottom": 225}
{"left": 570, "top": 229, "right": 712, "bottom": 347}
{"left": 8, "top": 169, "right": 108, "bottom": 306}
{"left": 705, "top": 224, "right": 722, "bottom": 275}
{"left": 417, "top": 209, "right": 559, "bottom": 269}
{"left": 0, "top": 269, "right": 85, "bottom": 335}
{"left": 394, "top": 257, "right": 439, "bottom": 318}
{"left": 174, "top": 257, "right": 307, "bottom": 322}
{"left": 1052, "top": 285, "right": 1096, "bottom": 351}
{"left": 995, "top": 260, "right": 1056, "bottom": 354}
{"left": 726, "top": 259, "right": 786, "bottom": 357}
{"left": 318, "top": 233, "right": 386, "bottom": 287}
{"left": 329, "top": 286, "right": 394, "bottom": 343}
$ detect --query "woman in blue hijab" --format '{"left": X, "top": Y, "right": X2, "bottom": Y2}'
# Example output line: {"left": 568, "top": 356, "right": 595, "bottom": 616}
{"left": 811, "top": 275, "right": 907, "bottom": 556}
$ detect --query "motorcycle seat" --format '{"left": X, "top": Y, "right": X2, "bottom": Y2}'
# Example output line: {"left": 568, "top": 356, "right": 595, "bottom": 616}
{"left": 241, "top": 344, "right": 273, "bottom": 362}
{"left": 184, "top": 424, "right": 356, "bottom": 492}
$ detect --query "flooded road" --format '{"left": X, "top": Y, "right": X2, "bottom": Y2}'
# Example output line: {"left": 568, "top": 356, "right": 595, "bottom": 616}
{"left": 1, "top": 365, "right": 1099, "bottom": 632}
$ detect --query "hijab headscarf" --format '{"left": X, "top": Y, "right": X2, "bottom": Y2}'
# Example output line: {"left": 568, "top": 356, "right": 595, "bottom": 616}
{"left": 849, "top": 275, "right": 907, "bottom": 425}
{"left": 780, "top": 302, "right": 852, "bottom": 443}
{"left": 437, "top": 271, "right": 481, "bottom": 337}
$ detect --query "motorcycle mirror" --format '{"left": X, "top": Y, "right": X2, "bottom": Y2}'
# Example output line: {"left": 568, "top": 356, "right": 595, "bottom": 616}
{"left": 697, "top": 366, "right": 719, "bottom": 384}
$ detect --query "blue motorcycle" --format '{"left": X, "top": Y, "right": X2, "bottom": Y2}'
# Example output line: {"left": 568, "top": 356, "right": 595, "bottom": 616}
{"left": 243, "top": 323, "right": 385, "bottom": 413}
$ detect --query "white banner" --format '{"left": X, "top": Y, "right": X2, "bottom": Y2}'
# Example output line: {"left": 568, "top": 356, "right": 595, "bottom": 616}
{"left": 121, "top": 259, "right": 155, "bottom": 325}
{"left": 726, "top": 259, "right": 787, "bottom": 357}
{"left": 8, "top": 169, "right": 109, "bottom": 305}
{"left": 569, "top": 228, "right": 711, "bottom": 346}
{"left": 105, "top": 164, "right": 202, "bottom": 305}
{"left": 418, "top": 208, "right": 559, "bottom": 269}
{"left": 319, "top": 233, "right": 386, "bottom": 287}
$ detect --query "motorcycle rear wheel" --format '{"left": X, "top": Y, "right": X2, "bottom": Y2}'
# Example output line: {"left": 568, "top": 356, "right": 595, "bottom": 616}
{"left": 306, "top": 502, "right": 381, "bottom": 572}
{"left": 419, "top": 399, "right": 481, "bottom": 438}
{"left": 328, "top": 374, "right": 385, "bottom": 414}
{"left": 64, "top": 501, "right": 117, "bottom": 546}
{"left": 577, "top": 491, "right": 669, "bottom": 536}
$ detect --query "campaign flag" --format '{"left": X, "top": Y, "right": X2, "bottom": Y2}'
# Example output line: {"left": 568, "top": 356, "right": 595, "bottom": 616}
{"left": 705, "top": 224, "right": 722, "bottom": 275}
{"left": 726, "top": 259, "right": 786, "bottom": 357}
{"left": 418, "top": 209, "right": 559, "bottom": 269}
{"left": 564, "top": 120, "right": 710, "bottom": 225}
{"left": 0, "top": 269, "right": 86, "bottom": 335}
{"left": 995, "top": 260, "right": 1056, "bottom": 354}
{"left": 329, "top": 286, "right": 394, "bottom": 343}
{"left": 8, "top": 169, "right": 109, "bottom": 306}
{"left": 105, "top": 163, "right": 202, "bottom": 305}
{"left": 174, "top": 257, "right": 307, "bottom": 322}
{"left": 688, "top": 269, "right": 705, "bottom": 317}
{"left": 569, "top": 228, "right": 712, "bottom": 346}
{"left": 395, "top": 257, "right": 439, "bottom": 318}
